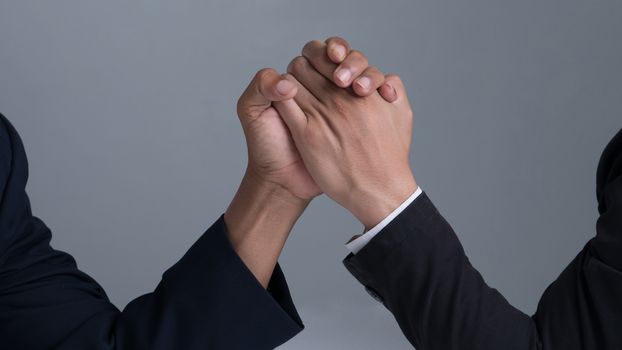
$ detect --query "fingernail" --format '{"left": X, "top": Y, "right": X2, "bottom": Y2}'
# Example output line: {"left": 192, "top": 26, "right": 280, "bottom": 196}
{"left": 355, "top": 77, "right": 371, "bottom": 91}
{"left": 332, "top": 45, "right": 346, "bottom": 61}
{"left": 388, "top": 84, "right": 397, "bottom": 97}
{"left": 336, "top": 69, "right": 352, "bottom": 84}
{"left": 383, "top": 83, "right": 398, "bottom": 100}
{"left": 276, "top": 80, "right": 294, "bottom": 95}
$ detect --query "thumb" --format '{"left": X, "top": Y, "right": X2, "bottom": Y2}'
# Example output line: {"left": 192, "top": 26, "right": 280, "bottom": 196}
{"left": 237, "top": 68, "right": 297, "bottom": 123}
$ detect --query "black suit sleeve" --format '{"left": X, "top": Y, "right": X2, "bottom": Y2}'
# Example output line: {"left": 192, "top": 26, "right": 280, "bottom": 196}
{"left": 533, "top": 129, "right": 622, "bottom": 350}
{"left": 344, "top": 189, "right": 622, "bottom": 349}
{"left": 0, "top": 115, "right": 303, "bottom": 350}
{"left": 344, "top": 193, "right": 539, "bottom": 349}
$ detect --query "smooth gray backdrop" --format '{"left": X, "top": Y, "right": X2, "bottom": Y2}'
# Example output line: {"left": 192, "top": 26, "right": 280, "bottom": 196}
{"left": 1, "top": 1, "right": 621, "bottom": 349}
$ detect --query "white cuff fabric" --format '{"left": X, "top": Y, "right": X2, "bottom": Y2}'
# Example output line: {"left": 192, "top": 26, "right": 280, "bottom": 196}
{"left": 345, "top": 187, "right": 422, "bottom": 254}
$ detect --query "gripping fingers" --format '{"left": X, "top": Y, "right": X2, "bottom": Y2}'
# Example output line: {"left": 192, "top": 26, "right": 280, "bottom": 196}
{"left": 302, "top": 40, "right": 340, "bottom": 86}
{"left": 325, "top": 36, "right": 351, "bottom": 63}
{"left": 237, "top": 68, "right": 297, "bottom": 118}
{"left": 379, "top": 74, "right": 408, "bottom": 104}
{"left": 352, "top": 66, "right": 386, "bottom": 97}
{"left": 333, "top": 50, "right": 369, "bottom": 88}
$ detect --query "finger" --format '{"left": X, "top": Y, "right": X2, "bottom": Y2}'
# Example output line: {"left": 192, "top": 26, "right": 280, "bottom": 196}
{"left": 287, "top": 56, "right": 337, "bottom": 102}
{"left": 281, "top": 72, "right": 321, "bottom": 108}
{"left": 381, "top": 74, "right": 410, "bottom": 106}
{"left": 325, "top": 36, "right": 351, "bottom": 63}
{"left": 383, "top": 75, "right": 414, "bottom": 153}
{"left": 280, "top": 73, "right": 339, "bottom": 146}
{"left": 303, "top": 40, "right": 375, "bottom": 95}
{"left": 237, "top": 68, "right": 297, "bottom": 121}
{"left": 273, "top": 99, "right": 307, "bottom": 138}
{"left": 378, "top": 83, "right": 398, "bottom": 102}
{"left": 352, "top": 66, "right": 386, "bottom": 97}
{"left": 302, "top": 40, "right": 339, "bottom": 86}
{"left": 333, "top": 50, "right": 369, "bottom": 88}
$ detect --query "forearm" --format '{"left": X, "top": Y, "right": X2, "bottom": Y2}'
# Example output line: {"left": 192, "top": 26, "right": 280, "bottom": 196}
{"left": 224, "top": 168, "right": 309, "bottom": 288}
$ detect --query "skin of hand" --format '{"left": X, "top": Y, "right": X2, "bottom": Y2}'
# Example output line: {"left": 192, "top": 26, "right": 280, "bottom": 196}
{"left": 224, "top": 68, "right": 314, "bottom": 288}
{"left": 273, "top": 55, "right": 418, "bottom": 231}
{"left": 224, "top": 37, "right": 390, "bottom": 287}
{"left": 303, "top": 37, "right": 399, "bottom": 103}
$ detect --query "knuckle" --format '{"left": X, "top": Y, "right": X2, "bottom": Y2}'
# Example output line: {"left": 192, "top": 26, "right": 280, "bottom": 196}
{"left": 303, "top": 40, "right": 323, "bottom": 54}
{"left": 282, "top": 73, "right": 296, "bottom": 82}
{"left": 237, "top": 68, "right": 275, "bottom": 116}
{"left": 371, "top": 66, "right": 384, "bottom": 76}
{"left": 236, "top": 97, "right": 252, "bottom": 117}
{"left": 332, "top": 98, "right": 351, "bottom": 116}
{"left": 405, "top": 107, "right": 414, "bottom": 120}
{"left": 326, "top": 35, "right": 343, "bottom": 42}
{"left": 386, "top": 74, "right": 404, "bottom": 87}
{"left": 366, "top": 66, "right": 383, "bottom": 80}
{"left": 289, "top": 56, "right": 308, "bottom": 73}
{"left": 326, "top": 36, "right": 348, "bottom": 47}
{"left": 365, "top": 65, "right": 378, "bottom": 73}
{"left": 350, "top": 50, "right": 368, "bottom": 64}
{"left": 355, "top": 96, "right": 372, "bottom": 108}
{"left": 255, "top": 67, "right": 275, "bottom": 81}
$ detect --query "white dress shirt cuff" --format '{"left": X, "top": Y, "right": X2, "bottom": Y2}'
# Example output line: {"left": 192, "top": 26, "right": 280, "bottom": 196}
{"left": 345, "top": 186, "right": 423, "bottom": 254}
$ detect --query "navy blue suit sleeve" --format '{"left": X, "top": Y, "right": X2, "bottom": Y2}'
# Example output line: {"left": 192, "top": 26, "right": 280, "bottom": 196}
{"left": 0, "top": 115, "right": 303, "bottom": 350}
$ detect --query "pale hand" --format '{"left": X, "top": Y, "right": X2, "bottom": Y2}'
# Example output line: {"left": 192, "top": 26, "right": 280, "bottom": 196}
{"left": 274, "top": 57, "right": 417, "bottom": 230}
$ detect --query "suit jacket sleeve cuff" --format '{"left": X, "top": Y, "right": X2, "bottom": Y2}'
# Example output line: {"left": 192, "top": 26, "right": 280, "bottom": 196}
{"left": 342, "top": 192, "right": 459, "bottom": 302}
{"left": 346, "top": 187, "right": 423, "bottom": 254}
{"left": 124, "top": 214, "right": 304, "bottom": 349}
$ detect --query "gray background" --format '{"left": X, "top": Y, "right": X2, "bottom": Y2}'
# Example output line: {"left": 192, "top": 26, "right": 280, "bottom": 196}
{"left": 1, "top": 1, "right": 621, "bottom": 349}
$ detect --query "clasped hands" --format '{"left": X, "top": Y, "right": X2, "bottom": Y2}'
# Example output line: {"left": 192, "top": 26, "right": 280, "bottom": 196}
{"left": 224, "top": 37, "right": 418, "bottom": 286}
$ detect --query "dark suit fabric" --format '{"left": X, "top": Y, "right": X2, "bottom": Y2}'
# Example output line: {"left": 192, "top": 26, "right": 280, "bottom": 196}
{"left": 344, "top": 129, "right": 622, "bottom": 350}
{"left": 0, "top": 114, "right": 303, "bottom": 350}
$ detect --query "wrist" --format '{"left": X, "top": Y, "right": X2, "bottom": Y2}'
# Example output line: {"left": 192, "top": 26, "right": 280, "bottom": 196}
{"left": 225, "top": 169, "right": 310, "bottom": 237}
{"left": 242, "top": 167, "right": 312, "bottom": 208}
{"left": 224, "top": 168, "right": 310, "bottom": 287}
{"left": 348, "top": 173, "right": 418, "bottom": 230}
